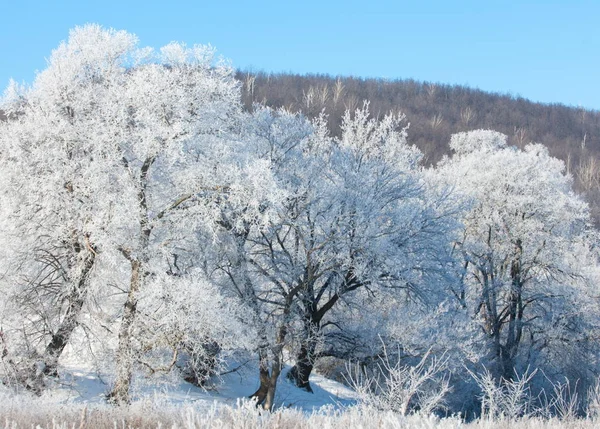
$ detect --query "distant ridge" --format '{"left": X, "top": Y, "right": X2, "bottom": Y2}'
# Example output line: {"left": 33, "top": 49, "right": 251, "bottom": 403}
{"left": 236, "top": 71, "right": 600, "bottom": 222}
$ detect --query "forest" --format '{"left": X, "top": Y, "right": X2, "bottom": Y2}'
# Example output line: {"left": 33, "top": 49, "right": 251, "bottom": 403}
{"left": 1, "top": 25, "right": 600, "bottom": 428}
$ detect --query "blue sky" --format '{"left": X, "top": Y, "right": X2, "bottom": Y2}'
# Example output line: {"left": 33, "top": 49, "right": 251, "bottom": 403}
{"left": 1, "top": 1, "right": 598, "bottom": 110}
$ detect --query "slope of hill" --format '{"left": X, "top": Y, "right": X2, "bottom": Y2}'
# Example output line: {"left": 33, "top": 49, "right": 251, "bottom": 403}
{"left": 237, "top": 71, "right": 600, "bottom": 221}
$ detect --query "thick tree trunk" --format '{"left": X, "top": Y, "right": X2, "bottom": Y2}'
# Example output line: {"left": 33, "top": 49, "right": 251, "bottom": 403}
{"left": 250, "top": 348, "right": 282, "bottom": 410}
{"left": 287, "top": 289, "right": 343, "bottom": 393}
{"left": 250, "top": 316, "right": 289, "bottom": 411}
{"left": 250, "top": 362, "right": 270, "bottom": 405}
{"left": 287, "top": 336, "right": 317, "bottom": 392}
{"left": 502, "top": 299, "right": 519, "bottom": 381}
{"left": 502, "top": 239, "right": 524, "bottom": 381}
{"left": 42, "top": 247, "right": 96, "bottom": 376}
{"left": 108, "top": 259, "right": 142, "bottom": 405}
{"left": 263, "top": 361, "right": 281, "bottom": 411}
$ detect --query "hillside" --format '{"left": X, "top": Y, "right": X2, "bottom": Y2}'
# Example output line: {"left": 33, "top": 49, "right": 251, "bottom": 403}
{"left": 237, "top": 71, "right": 600, "bottom": 221}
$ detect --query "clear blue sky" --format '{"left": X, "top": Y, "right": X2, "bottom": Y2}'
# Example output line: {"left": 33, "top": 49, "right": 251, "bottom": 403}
{"left": 1, "top": 1, "right": 598, "bottom": 110}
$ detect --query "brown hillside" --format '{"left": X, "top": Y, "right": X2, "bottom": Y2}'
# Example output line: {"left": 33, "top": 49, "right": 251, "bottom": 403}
{"left": 237, "top": 71, "right": 600, "bottom": 223}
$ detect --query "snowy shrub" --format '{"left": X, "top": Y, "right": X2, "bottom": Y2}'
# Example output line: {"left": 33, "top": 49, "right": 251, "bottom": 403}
{"left": 469, "top": 367, "right": 537, "bottom": 420}
{"left": 346, "top": 346, "right": 451, "bottom": 416}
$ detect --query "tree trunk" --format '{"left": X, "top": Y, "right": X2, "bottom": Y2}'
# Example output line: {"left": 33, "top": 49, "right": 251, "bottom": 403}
{"left": 250, "top": 360, "right": 270, "bottom": 405}
{"left": 108, "top": 155, "right": 154, "bottom": 405}
{"left": 287, "top": 334, "right": 317, "bottom": 392}
{"left": 250, "top": 316, "right": 289, "bottom": 411}
{"left": 263, "top": 360, "right": 281, "bottom": 411}
{"left": 108, "top": 258, "right": 142, "bottom": 405}
{"left": 288, "top": 288, "right": 344, "bottom": 393}
{"left": 42, "top": 247, "right": 96, "bottom": 376}
{"left": 502, "top": 239, "right": 524, "bottom": 381}
{"left": 250, "top": 348, "right": 282, "bottom": 410}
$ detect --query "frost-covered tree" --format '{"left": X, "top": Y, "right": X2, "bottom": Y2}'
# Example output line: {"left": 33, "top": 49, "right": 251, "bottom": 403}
{"left": 209, "top": 105, "right": 459, "bottom": 409}
{"left": 435, "top": 130, "right": 600, "bottom": 382}
{"left": 0, "top": 26, "right": 135, "bottom": 389}
{"left": 196, "top": 107, "right": 313, "bottom": 410}
{"left": 0, "top": 25, "right": 274, "bottom": 403}
{"left": 281, "top": 106, "right": 459, "bottom": 392}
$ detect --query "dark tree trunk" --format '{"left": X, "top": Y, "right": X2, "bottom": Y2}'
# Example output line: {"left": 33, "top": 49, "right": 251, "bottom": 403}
{"left": 288, "top": 272, "right": 357, "bottom": 392}
{"left": 287, "top": 333, "right": 317, "bottom": 392}
{"left": 42, "top": 246, "right": 96, "bottom": 376}
{"left": 502, "top": 239, "right": 524, "bottom": 381}
{"left": 287, "top": 358, "right": 314, "bottom": 392}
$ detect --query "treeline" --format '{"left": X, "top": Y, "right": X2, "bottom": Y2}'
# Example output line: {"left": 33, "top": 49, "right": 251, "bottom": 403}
{"left": 236, "top": 71, "right": 600, "bottom": 221}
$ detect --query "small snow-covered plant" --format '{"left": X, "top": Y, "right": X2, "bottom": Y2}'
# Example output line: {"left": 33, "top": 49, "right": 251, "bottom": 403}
{"left": 548, "top": 378, "right": 580, "bottom": 420}
{"left": 346, "top": 346, "right": 451, "bottom": 416}
{"left": 177, "top": 340, "right": 221, "bottom": 387}
{"left": 586, "top": 378, "right": 600, "bottom": 420}
{"left": 0, "top": 328, "right": 48, "bottom": 395}
{"left": 469, "top": 367, "right": 537, "bottom": 420}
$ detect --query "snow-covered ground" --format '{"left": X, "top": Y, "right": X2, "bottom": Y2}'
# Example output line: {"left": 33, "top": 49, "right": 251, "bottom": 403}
{"left": 31, "top": 362, "right": 357, "bottom": 412}
{"left": 1, "top": 364, "right": 598, "bottom": 428}
{"left": 0, "top": 363, "right": 360, "bottom": 428}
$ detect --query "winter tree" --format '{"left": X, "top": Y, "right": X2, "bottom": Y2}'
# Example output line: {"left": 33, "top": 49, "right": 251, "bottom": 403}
{"left": 206, "top": 104, "right": 459, "bottom": 409}
{"left": 0, "top": 25, "right": 275, "bottom": 403}
{"left": 435, "top": 130, "right": 600, "bottom": 383}
{"left": 280, "top": 105, "right": 460, "bottom": 392}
